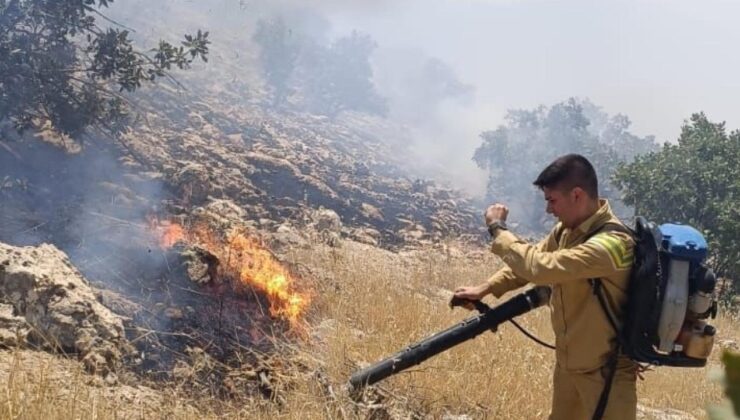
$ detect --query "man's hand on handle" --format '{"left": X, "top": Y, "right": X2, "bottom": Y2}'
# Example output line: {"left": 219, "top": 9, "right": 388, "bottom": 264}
{"left": 452, "top": 282, "right": 493, "bottom": 311}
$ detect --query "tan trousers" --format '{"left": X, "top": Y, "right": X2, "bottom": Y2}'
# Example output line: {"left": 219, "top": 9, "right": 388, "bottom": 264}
{"left": 549, "top": 357, "right": 638, "bottom": 420}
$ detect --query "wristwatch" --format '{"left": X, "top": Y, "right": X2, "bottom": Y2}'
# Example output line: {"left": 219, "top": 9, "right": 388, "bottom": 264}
{"left": 487, "top": 220, "right": 508, "bottom": 237}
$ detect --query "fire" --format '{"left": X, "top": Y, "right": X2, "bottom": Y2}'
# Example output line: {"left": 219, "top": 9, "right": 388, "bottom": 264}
{"left": 148, "top": 218, "right": 186, "bottom": 249}
{"left": 150, "top": 218, "right": 310, "bottom": 327}
{"left": 160, "top": 223, "right": 186, "bottom": 248}
{"left": 225, "top": 232, "right": 310, "bottom": 325}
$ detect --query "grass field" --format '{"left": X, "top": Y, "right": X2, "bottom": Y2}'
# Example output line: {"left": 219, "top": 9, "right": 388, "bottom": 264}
{"left": 1, "top": 239, "right": 736, "bottom": 419}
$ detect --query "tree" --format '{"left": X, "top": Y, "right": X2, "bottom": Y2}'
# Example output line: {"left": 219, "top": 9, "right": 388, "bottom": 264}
{"left": 613, "top": 113, "right": 740, "bottom": 282}
{"left": 580, "top": 101, "right": 658, "bottom": 161}
{"left": 473, "top": 98, "right": 657, "bottom": 233}
{"left": 252, "top": 17, "right": 299, "bottom": 108}
{"left": 252, "top": 19, "right": 387, "bottom": 119}
{"left": 0, "top": 0, "right": 209, "bottom": 138}
{"left": 300, "top": 31, "right": 387, "bottom": 118}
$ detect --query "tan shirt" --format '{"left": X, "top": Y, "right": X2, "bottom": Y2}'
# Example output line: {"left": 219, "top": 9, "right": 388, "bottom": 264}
{"left": 487, "top": 200, "right": 634, "bottom": 372}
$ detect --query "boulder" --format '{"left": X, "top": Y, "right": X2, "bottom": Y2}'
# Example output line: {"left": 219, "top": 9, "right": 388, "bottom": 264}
{"left": 0, "top": 303, "right": 29, "bottom": 347}
{"left": 313, "top": 208, "right": 342, "bottom": 234}
{"left": 360, "top": 202, "right": 384, "bottom": 221}
{"left": 351, "top": 227, "right": 381, "bottom": 247}
{"left": 0, "top": 242, "right": 130, "bottom": 375}
{"left": 269, "top": 223, "right": 309, "bottom": 254}
{"left": 172, "top": 162, "right": 211, "bottom": 204}
{"left": 180, "top": 245, "right": 220, "bottom": 285}
{"left": 192, "top": 198, "right": 247, "bottom": 232}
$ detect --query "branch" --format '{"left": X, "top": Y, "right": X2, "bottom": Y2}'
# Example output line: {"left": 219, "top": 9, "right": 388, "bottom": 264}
{"left": 58, "top": 78, "right": 151, "bottom": 168}
{"left": 132, "top": 50, "right": 187, "bottom": 91}
{"left": 32, "top": 8, "right": 105, "bottom": 37}
{"left": 35, "top": 67, "right": 99, "bottom": 75}
{"left": 67, "top": 75, "right": 145, "bottom": 114}
{"left": 91, "top": 9, "right": 137, "bottom": 33}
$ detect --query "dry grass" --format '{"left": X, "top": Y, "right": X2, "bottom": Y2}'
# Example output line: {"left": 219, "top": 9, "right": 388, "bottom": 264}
{"left": 1, "top": 239, "right": 737, "bottom": 419}
{"left": 0, "top": 349, "right": 201, "bottom": 419}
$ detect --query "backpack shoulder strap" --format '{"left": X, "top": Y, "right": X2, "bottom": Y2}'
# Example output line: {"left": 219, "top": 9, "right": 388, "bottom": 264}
{"left": 585, "top": 221, "right": 631, "bottom": 334}
{"left": 586, "top": 221, "right": 633, "bottom": 420}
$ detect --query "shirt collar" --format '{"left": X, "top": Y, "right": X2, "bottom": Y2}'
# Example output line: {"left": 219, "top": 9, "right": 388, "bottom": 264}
{"left": 575, "top": 198, "right": 611, "bottom": 236}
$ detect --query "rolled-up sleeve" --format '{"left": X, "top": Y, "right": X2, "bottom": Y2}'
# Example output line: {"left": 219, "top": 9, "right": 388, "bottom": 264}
{"left": 486, "top": 266, "right": 527, "bottom": 298}
{"left": 486, "top": 228, "right": 557, "bottom": 297}
{"left": 490, "top": 230, "right": 633, "bottom": 285}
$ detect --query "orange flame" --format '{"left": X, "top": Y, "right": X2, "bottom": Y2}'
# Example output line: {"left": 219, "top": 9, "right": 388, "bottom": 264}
{"left": 224, "top": 232, "right": 310, "bottom": 325}
{"left": 161, "top": 223, "right": 186, "bottom": 249}
{"left": 148, "top": 218, "right": 186, "bottom": 249}
{"left": 150, "top": 219, "right": 310, "bottom": 327}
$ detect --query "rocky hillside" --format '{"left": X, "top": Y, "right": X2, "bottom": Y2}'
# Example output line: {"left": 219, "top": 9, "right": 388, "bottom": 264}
{"left": 117, "top": 83, "right": 482, "bottom": 249}
{"left": 0, "top": 30, "right": 488, "bottom": 402}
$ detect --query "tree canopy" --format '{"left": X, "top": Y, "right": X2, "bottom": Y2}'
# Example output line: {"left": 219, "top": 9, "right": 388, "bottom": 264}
{"left": 252, "top": 17, "right": 299, "bottom": 108}
{"left": 0, "top": 0, "right": 209, "bottom": 138}
{"left": 252, "top": 18, "right": 386, "bottom": 118}
{"left": 613, "top": 113, "right": 740, "bottom": 282}
{"left": 473, "top": 98, "right": 657, "bottom": 232}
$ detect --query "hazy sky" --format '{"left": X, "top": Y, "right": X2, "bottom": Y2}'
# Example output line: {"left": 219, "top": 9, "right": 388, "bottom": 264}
{"left": 318, "top": 0, "right": 740, "bottom": 141}
{"left": 274, "top": 0, "right": 738, "bottom": 194}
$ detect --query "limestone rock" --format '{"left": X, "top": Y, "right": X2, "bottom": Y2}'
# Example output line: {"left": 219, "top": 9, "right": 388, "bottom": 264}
{"left": 360, "top": 202, "right": 384, "bottom": 221}
{"left": 0, "top": 242, "right": 130, "bottom": 375}
{"left": 180, "top": 245, "right": 220, "bottom": 285}
{"left": 270, "top": 224, "right": 308, "bottom": 254}
{"left": 120, "top": 84, "right": 485, "bottom": 250}
{"left": 313, "top": 208, "right": 342, "bottom": 234}
{"left": 192, "top": 198, "right": 247, "bottom": 232}
{"left": 351, "top": 227, "right": 381, "bottom": 247}
{"left": 0, "top": 303, "right": 29, "bottom": 347}
{"left": 172, "top": 163, "right": 211, "bottom": 204}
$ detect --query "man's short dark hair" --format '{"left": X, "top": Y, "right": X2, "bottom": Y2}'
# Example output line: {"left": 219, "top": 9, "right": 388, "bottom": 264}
{"left": 533, "top": 154, "right": 599, "bottom": 198}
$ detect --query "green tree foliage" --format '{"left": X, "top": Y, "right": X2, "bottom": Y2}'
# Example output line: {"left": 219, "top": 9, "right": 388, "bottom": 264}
{"left": 0, "top": 0, "right": 209, "bottom": 137}
{"left": 613, "top": 113, "right": 740, "bottom": 281}
{"left": 725, "top": 351, "right": 740, "bottom": 417}
{"left": 709, "top": 351, "right": 740, "bottom": 419}
{"left": 252, "top": 18, "right": 386, "bottom": 118}
{"left": 473, "top": 98, "right": 657, "bottom": 232}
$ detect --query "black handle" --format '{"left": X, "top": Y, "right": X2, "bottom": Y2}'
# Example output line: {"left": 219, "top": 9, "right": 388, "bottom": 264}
{"left": 448, "top": 296, "right": 491, "bottom": 314}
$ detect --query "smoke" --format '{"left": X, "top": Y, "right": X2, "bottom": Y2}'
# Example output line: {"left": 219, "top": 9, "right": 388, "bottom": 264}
{"left": 100, "top": 0, "right": 740, "bottom": 202}
{"left": 249, "top": 0, "right": 395, "bottom": 15}
{"left": 0, "top": 129, "right": 168, "bottom": 289}
{"left": 367, "top": 45, "right": 489, "bottom": 194}
{"left": 99, "top": 1, "right": 491, "bottom": 194}
{"left": 0, "top": 128, "right": 221, "bottom": 362}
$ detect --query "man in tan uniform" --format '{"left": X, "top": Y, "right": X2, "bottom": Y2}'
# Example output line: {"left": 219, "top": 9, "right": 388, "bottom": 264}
{"left": 454, "top": 154, "right": 637, "bottom": 420}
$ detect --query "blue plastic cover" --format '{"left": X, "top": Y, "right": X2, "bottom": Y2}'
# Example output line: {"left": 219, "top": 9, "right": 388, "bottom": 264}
{"left": 658, "top": 223, "right": 708, "bottom": 262}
